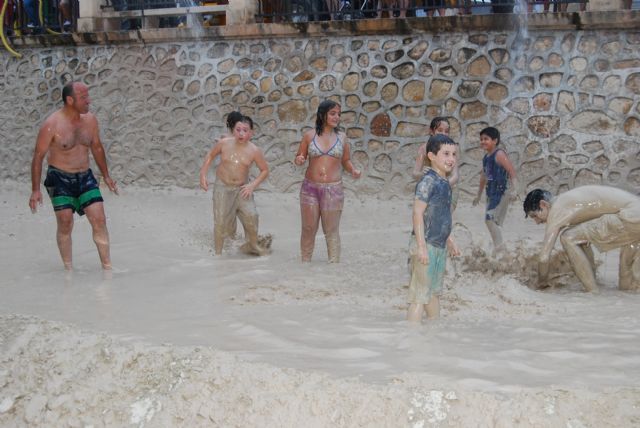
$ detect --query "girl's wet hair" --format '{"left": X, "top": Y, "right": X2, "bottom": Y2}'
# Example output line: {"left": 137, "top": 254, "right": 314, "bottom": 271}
{"left": 227, "top": 111, "right": 253, "bottom": 130}
{"left": 315, "top": 100, "right": 340, "bottom": 135}
{"left": 523, "top": 189, "right": 552, "bottom": 217}
{"left": 429, "top": 117, "right": 449, "bottom": 131}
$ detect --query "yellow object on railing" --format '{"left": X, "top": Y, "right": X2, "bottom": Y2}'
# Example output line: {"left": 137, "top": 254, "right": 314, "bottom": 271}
{"left": 39, "top": 0, "right": 61, "bottom": 35}
{"left": 0, "top": 0, "right": 22, "bottom": 58}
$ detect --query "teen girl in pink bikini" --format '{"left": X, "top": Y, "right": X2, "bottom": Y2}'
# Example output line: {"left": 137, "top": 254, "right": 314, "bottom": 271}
{"left": 294, "top": 100, "right": 361, "bottom": 262}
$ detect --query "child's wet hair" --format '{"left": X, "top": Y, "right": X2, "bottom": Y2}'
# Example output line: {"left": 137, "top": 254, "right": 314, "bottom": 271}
{"left": 480, "top": 126, "right": 500, "bottom": 145}
{"left": 227, "top": 111, "right": 253, "bottom": 130}
{"left": 426, "top": 134, "right": 457, "bottom": 155}
{"left": 315, "top": 100, "right": 340, "bottom": 135}
{"left": 429, "top": 117, "right": 449, "bottom": 132}
{"left": 523, "top": 189, "right": 552, "bottom": 217}
{"left": 241, "top": 115, "right": 254, "bottom": 129}
{"left": 226, "top": 111, "right": 243, "bottom": 130}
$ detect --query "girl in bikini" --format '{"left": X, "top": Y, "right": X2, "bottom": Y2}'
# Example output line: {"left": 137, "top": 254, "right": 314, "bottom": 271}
{"left": 294, "top": 100, "right": 361, "bottom": 263}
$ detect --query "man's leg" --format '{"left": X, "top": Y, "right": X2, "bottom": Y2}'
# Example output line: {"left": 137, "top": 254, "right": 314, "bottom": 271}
{"left": 84, "top": 202, "right": 111, "bottom": 270}
{"left": 54, "top": 209, "right": 74, "bottom": 270}
{"left": 23, "top": 0, "right": 39, "bottom": 28}
{"left": 619, "top": 243, "right": 640, "bottom": 291}
{"left": 582, "top": 242, "right": 596, "bottom": 273}
{"left": 559, "top": 227, "right": 598, "bottom": 292}
{"left": 59, "top": 0, "right": 72, "bottom": 29}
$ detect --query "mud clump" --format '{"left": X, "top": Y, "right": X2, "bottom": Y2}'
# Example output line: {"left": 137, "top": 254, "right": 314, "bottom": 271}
{"left": 460, "top": 239, "right": 581, "bottom": 289}
{"left": 240, "top": 234, "right": 274, "bottom": 256}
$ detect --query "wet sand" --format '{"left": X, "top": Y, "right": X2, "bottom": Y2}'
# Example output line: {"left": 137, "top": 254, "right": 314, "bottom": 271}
{"left": 1, "top": 181, "right": 639, "bottom": 426}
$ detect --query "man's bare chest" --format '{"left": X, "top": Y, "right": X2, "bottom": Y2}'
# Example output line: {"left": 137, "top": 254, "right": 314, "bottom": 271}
{"left": 52, "top": 124, "right": 92, "bottom": 151}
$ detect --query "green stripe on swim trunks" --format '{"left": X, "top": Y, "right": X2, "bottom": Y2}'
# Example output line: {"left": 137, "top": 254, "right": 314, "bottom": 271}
{"left": 78, "top": 188, "right": 103, "bottom": 206}
{"left": 51, "top": 195, "right": 80, "bottom": 211}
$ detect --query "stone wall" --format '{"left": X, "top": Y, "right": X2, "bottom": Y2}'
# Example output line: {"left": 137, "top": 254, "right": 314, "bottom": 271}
{"left": 1, "top": 13, "right": 639, "bottom": 198}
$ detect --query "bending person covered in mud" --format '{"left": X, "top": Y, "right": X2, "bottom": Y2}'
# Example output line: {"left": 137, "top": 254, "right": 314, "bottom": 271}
{"left": 199, "top": 112, "right": 272, "bottom": 256}
{"left": 523, "top": 186, "right": 640, "bottom": 292}
{"left": 294, "top": 99, "right": 361, "bottom": 263}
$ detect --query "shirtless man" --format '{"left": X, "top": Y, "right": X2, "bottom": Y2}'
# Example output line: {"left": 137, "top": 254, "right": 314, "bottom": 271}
{"left": 523, "top": 186, "right": 640, "bottom": 292}
{"left": 199, "top": 112, "right": 270, "bottom": 255}
{"left": 29, "top": 81, "right": 118, "bottom": 271}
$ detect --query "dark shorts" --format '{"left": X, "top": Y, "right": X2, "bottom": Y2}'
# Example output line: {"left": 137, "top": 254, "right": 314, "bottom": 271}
{"left": 44, "top": 166, "right": 103, "bottom": 216}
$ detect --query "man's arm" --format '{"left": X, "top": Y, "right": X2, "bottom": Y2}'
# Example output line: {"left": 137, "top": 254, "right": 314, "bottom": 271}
{"left": 537, "top": 202, "right": 584, "bottom": 286}
{"left": 538, "top": 223, "right": 561, "bottom": 285}
{"left": 413, "top": 199, "right": 429, "bottom": 265}
{"left": 89, "top": 115, "right": 117, "bottom": 194}
{"left": 29, "top": 119, "right": 54, "bottom": 212}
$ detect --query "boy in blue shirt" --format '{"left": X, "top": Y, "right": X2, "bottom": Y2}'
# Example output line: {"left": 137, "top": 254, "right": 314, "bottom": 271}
{"left": 408, "top": 134, "right": 461, "bottom": 323}
{"left": 472, "top": 127, "right": 519, "bottom": 255}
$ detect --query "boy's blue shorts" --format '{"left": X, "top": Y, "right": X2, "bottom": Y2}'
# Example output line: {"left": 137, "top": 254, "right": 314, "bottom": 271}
{"left": 408, "top": 235, "right": 447, "bottom": 304}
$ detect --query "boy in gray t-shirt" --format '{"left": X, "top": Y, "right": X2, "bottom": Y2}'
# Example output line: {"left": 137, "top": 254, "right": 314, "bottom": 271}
{"left": 408, "top": 134, "right": 461, "bottom": 323}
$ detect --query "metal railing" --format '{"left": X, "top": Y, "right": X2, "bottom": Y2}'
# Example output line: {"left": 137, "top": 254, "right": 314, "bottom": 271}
{"left": 103, "top": 0, "right": 204, "bottom": 11}
{"left": 256, "top": 0, "right": 591, "bottom": 22}
{"left": 1, "top": 0, "right": 79, "bottom": 57}
{"left": 99, "top": 0, "right": 227, "bottom": 29}
{"left": 1, "top": 0, "right": 78, "bottom": 35}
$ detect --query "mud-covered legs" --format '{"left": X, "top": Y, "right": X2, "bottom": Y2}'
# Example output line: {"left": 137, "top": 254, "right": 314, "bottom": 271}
{"left": 560, "top": 228, "right": 598, "bottom": 292}
{"left": 407, "top": 298, "right": 440, "bottom": 323}
{"left": 619, "top": 243, "right": 640, "bottom": 291}
{"left": 321, "top": 209, "right": 341, "bottom": 263}
{"left": 485, "top": 220, "right": 504, "bottom": 256}
{"left": 300, "top": 202, "right": 342, "bottom": 263}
